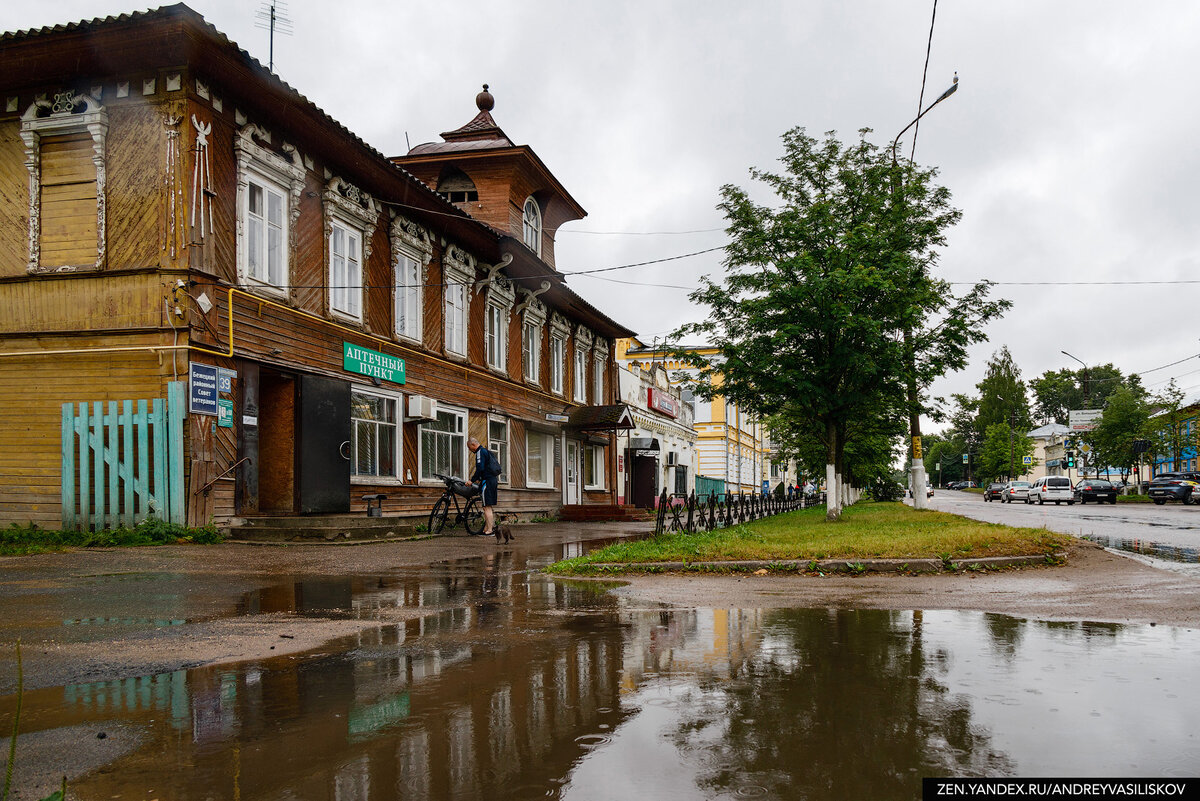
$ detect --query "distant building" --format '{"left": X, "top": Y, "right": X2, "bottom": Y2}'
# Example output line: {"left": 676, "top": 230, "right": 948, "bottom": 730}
{"left": 614, "top": 337, "right": 771, "bottom": 494}
{"left": 615, "top": 362, "right": 696, "bottom": 507}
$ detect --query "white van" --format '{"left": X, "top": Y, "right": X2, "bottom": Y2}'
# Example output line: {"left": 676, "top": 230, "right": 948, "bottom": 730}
{"left": 1027, "top": 475, "right": 1074, "bottom": 505}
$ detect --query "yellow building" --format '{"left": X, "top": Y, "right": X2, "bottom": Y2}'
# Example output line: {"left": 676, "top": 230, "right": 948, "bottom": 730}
{"left": 615, "top": 338, "right": 773, "bottom": 494}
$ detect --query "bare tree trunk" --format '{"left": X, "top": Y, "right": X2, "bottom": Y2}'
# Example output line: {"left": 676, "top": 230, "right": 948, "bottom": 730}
{"left": 825, "top": 417, "right": 840, "bottom": 520}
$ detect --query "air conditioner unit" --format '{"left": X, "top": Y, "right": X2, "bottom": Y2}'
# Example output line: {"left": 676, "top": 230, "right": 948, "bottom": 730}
{"left": 666, "top": 451, "right": 678, "bottom": 466}
{"left": 407, "top": 395, "right": 438, "bottom": 421}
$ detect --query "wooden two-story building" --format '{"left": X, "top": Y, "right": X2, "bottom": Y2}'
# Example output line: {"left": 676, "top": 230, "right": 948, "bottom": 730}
{"left": 0, "top": 4, "right": 634, "bottom": 530}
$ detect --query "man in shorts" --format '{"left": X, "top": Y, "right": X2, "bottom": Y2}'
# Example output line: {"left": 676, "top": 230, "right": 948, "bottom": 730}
{"left": 468, "top": 437, "right": 510, "bottom": 542}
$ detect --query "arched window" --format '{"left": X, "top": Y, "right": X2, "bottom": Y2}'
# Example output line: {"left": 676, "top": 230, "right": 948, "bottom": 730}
{"left": 522, "top": 196, "right": 542, "bottom": 255}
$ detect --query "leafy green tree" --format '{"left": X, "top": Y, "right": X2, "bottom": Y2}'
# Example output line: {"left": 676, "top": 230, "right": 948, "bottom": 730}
{"left": 922, "top": 431, "right": 967, "bottom": 485}
{"left": 1144, "top": 380, "right": 1194, "bottom": 474}
{"left": 977, "top": 422, "right": 1037, "bottom": 482}
{"left": 1091, "top": 383, "right": 1150, "bottom": 484}
{"left": 975, "top": 346, "right": 1032, "bottom": 435}
{"left": 1030, "top": 364, "right": 1130, "bottom": 425}
{"left": 672, "top": 128, "right": 1007, "bottom": 519}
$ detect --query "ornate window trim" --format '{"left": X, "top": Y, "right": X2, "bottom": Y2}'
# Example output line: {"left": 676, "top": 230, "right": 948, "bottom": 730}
{"left": 323, "top": 175, "right": 378, "bottom": 324}
{"left": 484, "top": 276, "right": 516, "bottom": 373}
{"left": 390, "top": 213, "right": 433, "bottom": 344}
{"left": 443, "top": 245, "right": 476, "bottom": 358}
{"left": 234, "top": 123, "right": 305, "bottom": 298}
{"left": 20, "top": 93, "right": 109, "bottom": 274}
{"left": 517, "top": 284, "right": 549, "bottom": 386}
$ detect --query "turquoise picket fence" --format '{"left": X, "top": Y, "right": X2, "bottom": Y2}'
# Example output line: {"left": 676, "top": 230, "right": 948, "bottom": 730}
{"left": 61, "top": 381, "right": 185, "bottom": 531}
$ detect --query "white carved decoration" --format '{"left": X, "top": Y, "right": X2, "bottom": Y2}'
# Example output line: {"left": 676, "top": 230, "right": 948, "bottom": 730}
{"left": 161, "top": 114, "right": 185, "bottom": 260}
{"left": 189, "top": 114, "right": 214, "bottom": 241}
{"left": 20, "top": 93, "right": 108, "bottom": 273}
{"left": 474, "top": 252, "right": 514, "bottom": 295}
{"left": 515, "top": 280, "right": 551, "bottom": 323}
{"left": 390, "top": 212, "right": 433, "bottom": 270}
{"left": 323, "top": 175, "right": 379, "bottom": 321}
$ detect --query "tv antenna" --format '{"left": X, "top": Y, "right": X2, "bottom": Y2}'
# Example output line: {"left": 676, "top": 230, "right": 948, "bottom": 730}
{"left": 254, "top": 1, "right": 293, "bottom": 73}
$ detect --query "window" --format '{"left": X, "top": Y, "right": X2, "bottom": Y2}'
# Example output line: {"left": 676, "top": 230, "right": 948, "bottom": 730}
{"left": 395, "top": 248, "right": 421, "bottom": 341}
{"left": 527, "top": 431, "right": 555, "bottom": 488}
{"left": 592, "top": 355, "right": 604, "bottom": 404}
{"left": 486, "top": 302, "right": 507, "bottom": 370}
{"left": 550, "top": 336, "right": 565, "bottom": 395}
{"left": 489, "top": 418, "right": 510, "bottom": 484}
{"left": 420, "top": 408, "right": 466, "bottom": 482}
{"left": 234, "top": 124, "right": 304, "bottom": 294}
{"left": 351, "top": 389, "right": 399, "bottom": 479}
{"left": 522, "top": 196, "right": 542, "bottom": 255}
{"left": 445, "top": 281, "right": 466, "bottom": 356}
{"left": 20, "top": 93, "right": 108, "bottom": 273}
{"left": 330, "top": 221, "right": 363, "bottom": 320}
{"left": 522, "top": 321, "right": 540, "bottom": 383}
{"left": 573, "top": 348, "right": 588, "bottom": 403}
{"left": 584, "top": 445, "right": 606, "bottom": 490}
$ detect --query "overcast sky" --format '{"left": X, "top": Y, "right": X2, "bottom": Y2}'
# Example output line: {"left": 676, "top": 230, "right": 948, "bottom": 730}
{"left": 6, "top": 2, "right": 1200, "bottom": 431}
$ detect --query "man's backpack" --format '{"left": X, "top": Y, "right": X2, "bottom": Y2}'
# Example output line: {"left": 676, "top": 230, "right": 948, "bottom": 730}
{"left": 483, "top": 447, "right": 502, "bottom": 478}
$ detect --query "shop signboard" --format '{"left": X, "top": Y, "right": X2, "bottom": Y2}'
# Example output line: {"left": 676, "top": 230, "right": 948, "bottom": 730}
{"left": 647, "top": 387, "right": 679, "bottom": 418}
{"left": 343, "top": 342, "right": 405, "bottom": 384}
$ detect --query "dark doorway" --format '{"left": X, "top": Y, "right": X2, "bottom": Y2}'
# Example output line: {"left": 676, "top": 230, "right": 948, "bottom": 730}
{"left": 297, "top": 374, "right": 351, "bottom": 514}
{"left": 628, "top": 451, "right": 660, "bottom": 508}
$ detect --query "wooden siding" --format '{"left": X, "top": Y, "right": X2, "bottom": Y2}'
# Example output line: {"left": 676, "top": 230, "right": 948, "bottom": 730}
{"left": 0, "top": 272, "right": 167, "bottom": 334}
{"left": 0, "top": 121, "right": 28, "bottom": 277}
{"left": 0, "top": 337, "right": 173, "bottom": 528}
{"left": 107, "top": 102, "right": 170, "bottom": 270}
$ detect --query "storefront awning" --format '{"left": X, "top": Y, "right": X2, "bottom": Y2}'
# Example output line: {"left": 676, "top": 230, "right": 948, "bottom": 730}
{"left": 566, "top": 404, "right": 634, "bottom": 431}
{"left": 628, "top": 437, "right": 659, "bottom": 450}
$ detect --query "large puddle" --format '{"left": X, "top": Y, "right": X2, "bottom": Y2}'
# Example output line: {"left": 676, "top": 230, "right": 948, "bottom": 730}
{"left": 2, "top": 549, "right": 1199, "bottom": 799}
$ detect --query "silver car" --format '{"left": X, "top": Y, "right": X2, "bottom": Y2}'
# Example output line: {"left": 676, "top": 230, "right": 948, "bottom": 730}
{"left": 1001, "top": 480, "right": 1031, "bottom": 503}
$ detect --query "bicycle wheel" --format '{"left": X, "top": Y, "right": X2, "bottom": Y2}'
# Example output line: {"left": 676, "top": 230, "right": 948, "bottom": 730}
{"left": 428, "top": 496, "right": 451, "bottom": 536}
{"left": 463, "top": 497, "right": 486, "bottom": 536}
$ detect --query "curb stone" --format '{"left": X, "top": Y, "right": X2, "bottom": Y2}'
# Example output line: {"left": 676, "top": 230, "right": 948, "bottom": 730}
{"left": 577, "top": 552, "right": 1066, "bottom": 574}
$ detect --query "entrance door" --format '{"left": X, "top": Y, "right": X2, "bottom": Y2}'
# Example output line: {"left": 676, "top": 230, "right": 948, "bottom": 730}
{"left": 565, "top": 439, "right": 581, "bottom": 505}
{"left": 629, "top": 451, "right": 659, "bottom": 508}
{"left": 297, "top": 374, "right": 351, "bottom": 514}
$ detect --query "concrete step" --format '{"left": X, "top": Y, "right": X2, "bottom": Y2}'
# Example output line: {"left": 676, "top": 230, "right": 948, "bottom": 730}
{"left": 223, "top": 514, "right": 425, "bottom": 543}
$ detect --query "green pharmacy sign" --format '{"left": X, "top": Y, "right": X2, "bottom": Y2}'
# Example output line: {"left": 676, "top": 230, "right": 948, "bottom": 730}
{"left": 343, "top": 342, "right": 405, "bottom": 384}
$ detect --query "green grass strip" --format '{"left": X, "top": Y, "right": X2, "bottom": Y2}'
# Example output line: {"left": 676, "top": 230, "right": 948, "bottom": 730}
{"left": 548, "top": 500, "right": 1069, "bottom": 575}
{"left": 1, "top": 518, "right": 223, "bottom": 556}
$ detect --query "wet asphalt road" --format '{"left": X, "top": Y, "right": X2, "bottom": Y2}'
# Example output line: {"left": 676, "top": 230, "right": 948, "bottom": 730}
{"left": 925, "top": 490, "right": 1200, "bottom": 568}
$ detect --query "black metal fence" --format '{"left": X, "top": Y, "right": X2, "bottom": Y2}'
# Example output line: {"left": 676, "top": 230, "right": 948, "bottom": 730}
{"left": 653, "top": 489, "right": 826, "bottom": 535}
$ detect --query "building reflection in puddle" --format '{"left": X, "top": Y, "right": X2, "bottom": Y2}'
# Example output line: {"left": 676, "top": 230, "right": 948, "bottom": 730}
{"left": 4, "top": 560, "right": 1197, "bottom": 800}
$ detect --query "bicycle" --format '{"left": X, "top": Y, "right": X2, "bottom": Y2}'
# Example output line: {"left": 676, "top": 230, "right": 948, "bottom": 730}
{"left": 428, "top": 473, "right": 486, "bottom": 536}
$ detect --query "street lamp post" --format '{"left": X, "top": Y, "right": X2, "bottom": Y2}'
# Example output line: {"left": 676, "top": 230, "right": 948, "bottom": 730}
{"left": 1061, "top": 350, "right": 1089, "bottom": 479}
{"left": 892, "top": 75, "right": 958, "bottom": 511}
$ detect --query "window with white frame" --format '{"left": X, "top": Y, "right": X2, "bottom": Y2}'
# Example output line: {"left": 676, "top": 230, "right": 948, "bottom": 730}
{"left": 330, "top": 221, "right": 363, "bottom": 320}
{"left": 592, "top": 355, "right": 604, "bottom": 404}
{"left": 442, "top": 247, "right": 474, "bottom": 357}
{"left": 419, "top": 407, "right": 467, "bottom": 482}
{"left": 234, "top": 124, "right": 304, "bottom": 295}
{"left": 445, "top": 281, "right": 466, "bottom": 356}
{"left": 522, "top": 196, "right": 542, "bottom": 255}
{"left": 395, "top": 248, "right": 421, "bottom": 341}
{"left": 245, "top": 171, "right": 288, "bottom": 289}
{"left": 486, "top": 301, "right": 507, "bottom": 371}
{"left": 573, "top": 348, "right": 588, "bottom": 403}
{"left": 488, "top": 418, "right": 510, "bottom": 484}
{"left": 550, "top": 335, "right": 565, "bottom": 395}
{"left": 584, "top": 444, "right": 605, "bottom": 489}
{"left": 522, "top": 321, "right": 540, "bottom": 383}
{"left": 527, "top": 431, "right": 555, "bottom": 488}
{"left": 351, "top": 388, "right": 400, "bottom": 479}
{"left": 324, "top": 176, "right": 377, "bottom": 323}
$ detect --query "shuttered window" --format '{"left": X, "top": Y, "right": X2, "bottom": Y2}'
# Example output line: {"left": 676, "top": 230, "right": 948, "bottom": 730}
{"left": 39, "top": 133, "right": 97, "bottom": 269}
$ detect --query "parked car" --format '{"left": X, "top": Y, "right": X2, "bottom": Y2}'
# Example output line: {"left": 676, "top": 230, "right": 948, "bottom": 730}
{"left": 983, "top": 482, "right": 1006, "bottom": 501}
{"left": 926, "top": 482, "right": 934, "bottom": 498}
{"left": 1074, "top": 478, "right": 1117, "bottom": 505}
{"left": 1147, "top": 472, "right": 1200, "bottom": 505}
{"left": 1001, "top": 480, "right": 1031, "bottom": 503}
{"left": 1027, "top": 475, "right": 1074, "bottom": 505}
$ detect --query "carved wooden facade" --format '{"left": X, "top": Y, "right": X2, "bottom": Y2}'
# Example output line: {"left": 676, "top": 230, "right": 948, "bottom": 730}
{"left": 0, "top": 5, "right": 634, "bottom": 527}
